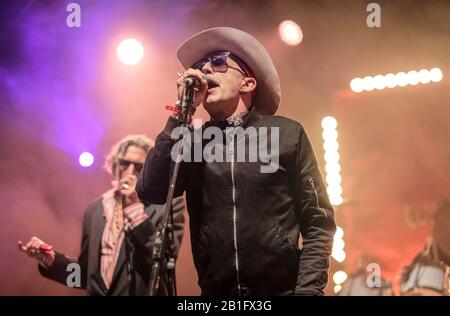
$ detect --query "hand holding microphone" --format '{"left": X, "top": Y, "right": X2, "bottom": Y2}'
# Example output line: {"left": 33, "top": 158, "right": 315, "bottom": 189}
{"left": 176, "top": 68, "right": 209, "bottom": 110}
{"left": 178, "top": 73, "right": 209, "bottom": 87}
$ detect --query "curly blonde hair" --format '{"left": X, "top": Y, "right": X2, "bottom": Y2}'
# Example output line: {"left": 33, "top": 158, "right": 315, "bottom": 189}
{"left": 104, "top": 134, "right": 154, "bottom": 176}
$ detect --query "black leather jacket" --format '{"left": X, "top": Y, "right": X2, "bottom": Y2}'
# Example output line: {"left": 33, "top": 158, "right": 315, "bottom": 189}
{"left": 137, "top": 107, "right": 336, "bottom": 296}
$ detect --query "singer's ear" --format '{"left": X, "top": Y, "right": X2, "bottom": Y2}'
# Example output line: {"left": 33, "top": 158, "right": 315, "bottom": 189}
{"left": 240, "top": 77, "right": 257, "bottom": 94}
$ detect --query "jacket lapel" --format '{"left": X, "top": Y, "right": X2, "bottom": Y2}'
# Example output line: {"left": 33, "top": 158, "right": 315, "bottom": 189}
{"left": 90, "top": 200, "right": 108, "bottom": 292}
{"left": 92, "top": 200, "right": 107, "bottom": 263}
{"left": 111, "top": 235, "right": 127, "bottom": 283}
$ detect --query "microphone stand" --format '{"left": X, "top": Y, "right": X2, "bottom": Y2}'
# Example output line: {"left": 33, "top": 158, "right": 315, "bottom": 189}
{"left": 148, "top": 80, "right": 196, "bottom": 296}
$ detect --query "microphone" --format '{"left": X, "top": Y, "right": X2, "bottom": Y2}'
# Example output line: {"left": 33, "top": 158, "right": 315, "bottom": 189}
{"left": 183, "top": 74, "right": 209, "bottom": 87}
{"left": 178, "top": 74, "right": 208, "bottom": 123}
{"left": 116, "top": 182, "right": 129, "bottom": 207}
{"left": 183, "top": 77, "right": 197, "bottom": 87}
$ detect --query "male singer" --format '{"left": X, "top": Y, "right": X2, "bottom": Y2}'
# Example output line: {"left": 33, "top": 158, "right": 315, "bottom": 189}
{"left": 137, "top": 27, "right": 336, "bottom": 296}
{"left": 19, "top": 135, "right": 185, "bottom": 295}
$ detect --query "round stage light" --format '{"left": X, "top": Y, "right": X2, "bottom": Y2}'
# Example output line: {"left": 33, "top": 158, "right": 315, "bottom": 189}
{"left": 395, "top": 72, "right": 408, "bottom": 87}
{"left": 333, "top": 271, "right": 348, "bottom": 285}
{"left": 327, "top": 184, "right": 343, "bottom": 197}
{"left": 350, "top": 78, "right": 364, "bottom": 93}
{"left": 384, "top": 73, "right": 397, "bottom": 88}
{"left": 330, "top": 195, "right": 344, "bottom": 206}
{"left": 332, "top": 249, "right": 346, "bottom": 263}
{"left": 430, "top": 67, "right": 443, "bottom": 82}
{"left": 324, "top": 151, "right": 340, "bottom": 164}
{"left": 117, "top": 38, "right": 144, "bottom": 65}
{"left": 362, "top": 76, "right": 375, "bottom": 91}
{"left": 335, "top": 226, "right": 344, "bottom": 239}
{"left": 407, "top": 70, "right": 420, "bottom": 86}
{"left": 323, "top": 141, "right": 340, "bottom": 153}
{"left": 334, "top": 284, "right": 342, "bottom": 294}
{"left": 326, "top": 173, "right": 342, "bottom": 185}
{"left": 322, "top": 129, "right": 338, "bottom": 141}
{"left": 79, "top": 152, "right": 94, "bottom": 167}
{"left": 321, "top": 116, "right": 337, "bottom": 130}
{"left": 279, "top": 20, "right": 303, "bottom": 46}
{"left": 373, "top": 74, "right": 386, "bottom": 90}
{"left": 418, "top": 69, "right": 431, "bottom": 84}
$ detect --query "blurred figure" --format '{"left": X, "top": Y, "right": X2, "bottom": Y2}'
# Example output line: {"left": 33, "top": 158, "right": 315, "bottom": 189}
{"left": 399, "top": 200, "right": 450, "bottom": 296}
{"left": 432, "top": 199, "right": 450, "bottom": 266}
{"left": 337, "top": 255, "right": 393, "bottom": 296}
{"left": 18, "top": 135, "right": 185, "bottom": 295}
{"left": 399, "top": 238, "right": 449, "bottom": 296}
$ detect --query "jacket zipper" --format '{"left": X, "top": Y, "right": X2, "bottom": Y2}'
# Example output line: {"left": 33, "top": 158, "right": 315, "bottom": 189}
{"left": 229, "top": 131, "right": 242, "bottom": 295}
{"left": 308, "top": 176, "right": 327, "bottom": 218}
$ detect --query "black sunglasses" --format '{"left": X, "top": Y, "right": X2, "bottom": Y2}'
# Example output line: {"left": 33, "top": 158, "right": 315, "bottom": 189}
{"left": 192, "top": 51, "right": 251, "bottom": 77}
{"left": 118, "top": 159, "right": 144, "bottom": 174}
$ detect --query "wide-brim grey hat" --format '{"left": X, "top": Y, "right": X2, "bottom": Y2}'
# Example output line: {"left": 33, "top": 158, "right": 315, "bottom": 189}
{"left": 177, "top": 27, "right": 281, "bottom": 115}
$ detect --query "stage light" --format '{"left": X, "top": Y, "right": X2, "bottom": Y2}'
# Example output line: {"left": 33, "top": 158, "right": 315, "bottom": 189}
{"left": 430, "top": 67, "right": 443, "bottom": 82}
{"left": 333, "top": 271, "right": 348, "bottom": 285}
{"left": 278, "top": 20, "right": 303, "bottom": 46}
{"left": 407, "top": 70, "right": 420, "bottom": 86}
{"left": 334, "top": 285, "right": 342, "bottom": 294}
{"left": 333, "top": 237, "right": 345, "bottom": 250}
{"left": 335, "top": 226, "right": 344, "bottom": 239}
{"left": 326, "top": 173, "right": 342, "bottom": 185}
{"left": 322, "top": 129, "right": 338, "bottom": 141}
{"left": 362, "top": 76, "right": 375, "bottom": 91}
{"left": 324, "top": 151, "right": 340, "bottom": 163}
{"left": 332, "top": 224, "right": 346, "bottom": 265}
{"left": 325, "top": 162, "right": 341, "bottom": 174}
{"left": 323, "top": 141, "right": 339, "bottom": 153}
{"left": 327, "top": 184, "right": 343, "bottom": 197}
{"left": 332, "top": 224, "right": 346, "bottom": 264}
{"left": 322, "top": 115, "right": 343, "bottom": 206}
{"left": 418, "top": 69, "right": 431, "bottom": 84}
{"left": 395, "top": 72, "right": 408, "bottom": 87}
{"left": 328, "top": 188, "right": 342, "bottom": 199}
{"left": 321, "top": 116, "right": 338, "bottom": 130}
{"left": 373, "top": 74, "right": 386, "bottom": 90}
{"left": 350, "top": 78, "right": 364, "bottom": 93}
{"left": 79, "top": 152, "right": 94, "bottom": 167}
{"left": 117, "top": 38, "right": 144, "bottom": 65}
{"left": 329, "top": 195, "right": 343, "bottom": 206}
{"left": 351, "top": 67, "right": 442, "bottom": 92}
{"left": 384, "top": 73, "right": 397, "bottom": 88}
{"left": 332, "top": 249, "right": 346, "bottom": 263}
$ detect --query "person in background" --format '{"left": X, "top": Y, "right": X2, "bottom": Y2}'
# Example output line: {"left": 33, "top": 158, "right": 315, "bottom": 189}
{"left": 19, "top": 135, "right": 185, "bottom": 295}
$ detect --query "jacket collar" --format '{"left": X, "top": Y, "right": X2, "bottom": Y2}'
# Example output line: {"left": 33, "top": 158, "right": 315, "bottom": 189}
{"left": 205, "top": 106, "right": 265, "bottom": 130}
{"left": 241, "top": 106, "right": 264, "bottom": 128}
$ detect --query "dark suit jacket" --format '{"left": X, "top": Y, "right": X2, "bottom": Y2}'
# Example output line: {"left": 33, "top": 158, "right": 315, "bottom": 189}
{"left": 38, "top": 196, "right": 185, "bottom": 296}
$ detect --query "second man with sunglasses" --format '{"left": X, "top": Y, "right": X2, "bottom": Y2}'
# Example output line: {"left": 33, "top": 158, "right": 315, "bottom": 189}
{"left": 19, "top": 135, "right": 185, "bottom": 295}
